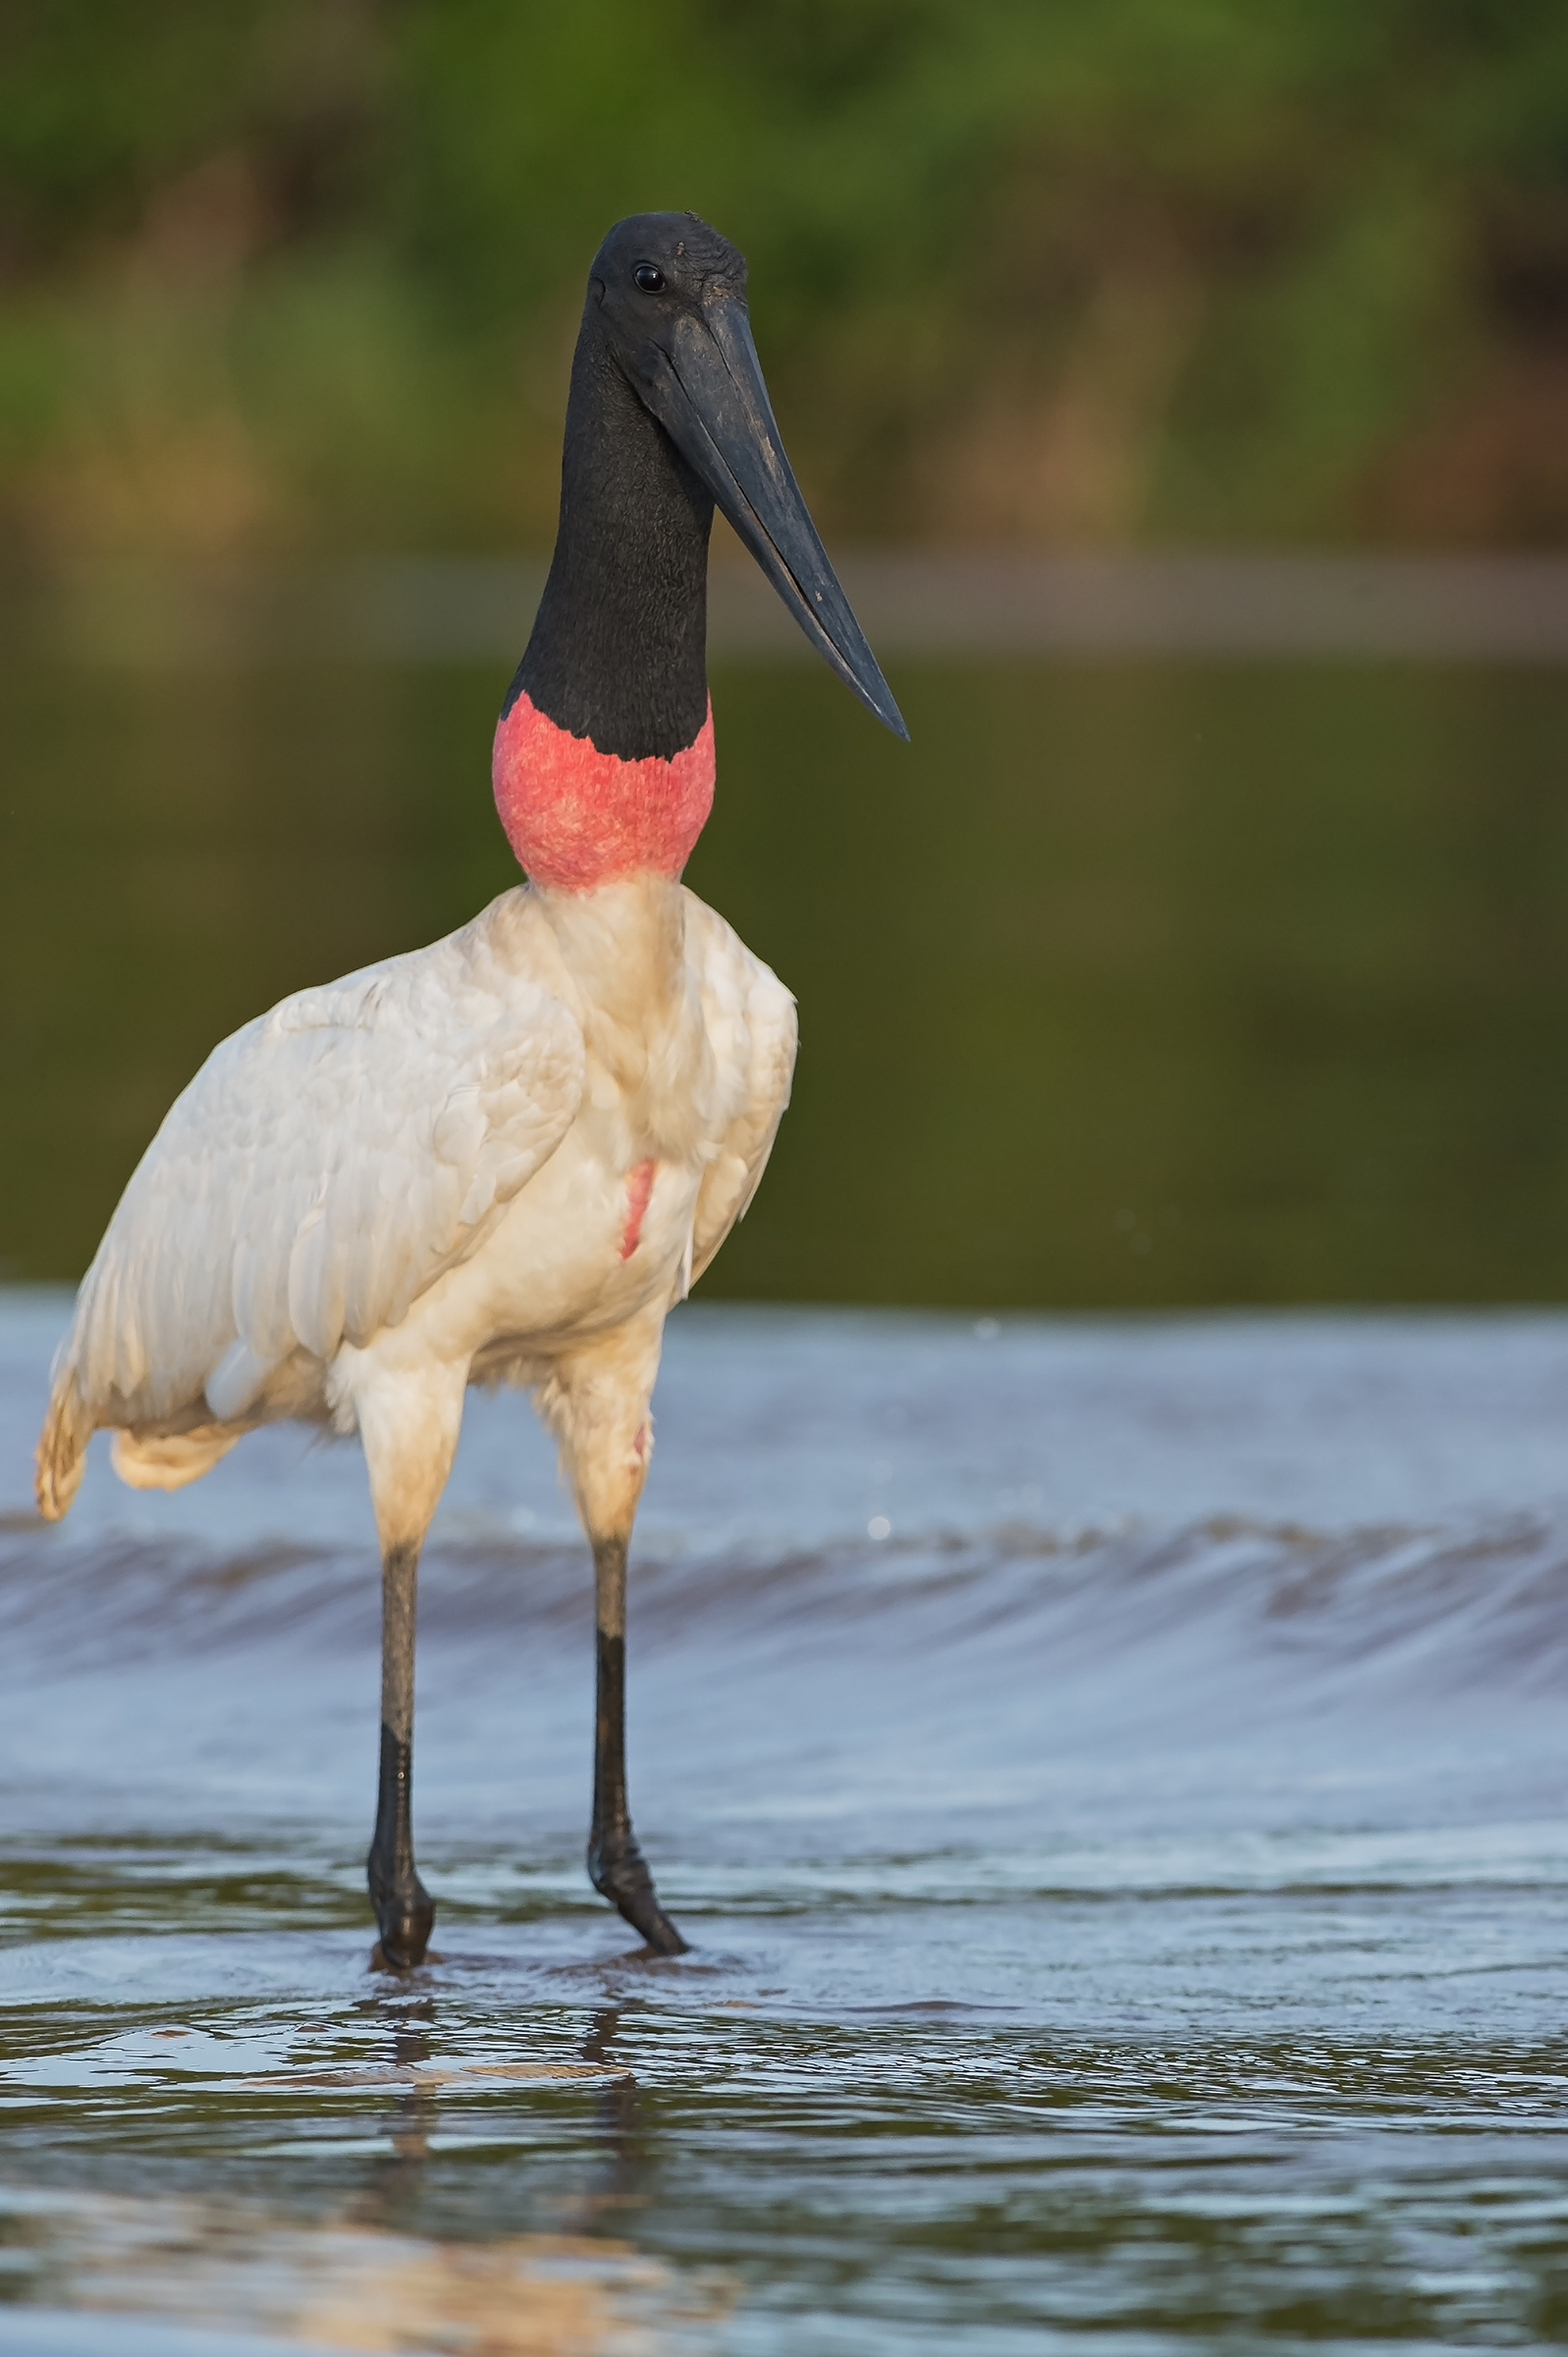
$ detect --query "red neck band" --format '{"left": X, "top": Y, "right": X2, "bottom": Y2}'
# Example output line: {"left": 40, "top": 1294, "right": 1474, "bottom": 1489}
{"left": 492, "top": 691, "right": 715, "bottom": 891}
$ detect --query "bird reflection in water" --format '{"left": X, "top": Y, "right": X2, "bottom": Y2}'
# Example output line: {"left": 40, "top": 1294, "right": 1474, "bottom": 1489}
{"left": 353, "top": 1995, "right": 439, "bottom": 2233}
{"left": 350, "top": 1995, "right": 655, "bottom": 2250}
{"left": 574, "top": 2006, "right": 648, "bottom": 2229}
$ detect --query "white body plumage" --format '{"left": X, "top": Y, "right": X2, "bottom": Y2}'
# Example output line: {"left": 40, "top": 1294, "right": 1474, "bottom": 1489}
{"left": 37, "top": 872, "right": 796, "bottom": 1557}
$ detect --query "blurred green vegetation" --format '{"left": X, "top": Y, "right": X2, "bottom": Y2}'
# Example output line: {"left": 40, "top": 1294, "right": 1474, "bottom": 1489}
{"left": 2, "top": 0, "right": 1568, "bottom": 558}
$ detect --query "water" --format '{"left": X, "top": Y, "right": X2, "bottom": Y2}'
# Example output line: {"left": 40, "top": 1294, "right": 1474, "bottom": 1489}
{"left": 7, "top": 652, "right": 1568, "bottom": 1304}
{"left": 0, "top": 1293, "right": 1565, "bottom": 2350}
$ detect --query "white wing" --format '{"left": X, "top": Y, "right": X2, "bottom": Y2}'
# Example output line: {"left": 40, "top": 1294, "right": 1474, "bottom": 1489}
{"left": 682, "top": 894, "right": 798, "bottom": 1286}
{"left": 64, "top": 890, "right": 584, "bottom": 1428}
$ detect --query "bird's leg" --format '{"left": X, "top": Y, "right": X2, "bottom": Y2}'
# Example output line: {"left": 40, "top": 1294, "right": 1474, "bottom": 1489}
{"left": 587, "top": 1532, "right": 686, "bottom": 1955}
{"left": 367, "top": 1537, "right": 434, "bottom": 1970}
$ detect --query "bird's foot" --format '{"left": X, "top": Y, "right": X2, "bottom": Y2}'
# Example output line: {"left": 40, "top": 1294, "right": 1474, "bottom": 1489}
{"left": 367, "top": 1854, "right": 435, "bottom": 1971}
{"left": 589, "top": 1825, "right": 687, "bottom": 1955}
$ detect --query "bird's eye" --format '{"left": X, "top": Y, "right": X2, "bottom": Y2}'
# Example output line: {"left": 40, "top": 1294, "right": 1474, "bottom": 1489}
{"left": 633, "top": 263, "right": 666, "bottom": 294}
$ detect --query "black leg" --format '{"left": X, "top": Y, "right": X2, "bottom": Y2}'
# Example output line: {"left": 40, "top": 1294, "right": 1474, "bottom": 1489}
{"left": 587, "top": 1533, "right": 687, "bottom": 1954}
{"left": 367, "top": 1538, "right": 434, "bottom": 1969}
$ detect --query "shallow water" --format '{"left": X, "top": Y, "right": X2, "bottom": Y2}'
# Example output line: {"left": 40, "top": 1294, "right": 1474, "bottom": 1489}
{"left": 0, "top": 1295, "right": 1565, "bottom": 2349}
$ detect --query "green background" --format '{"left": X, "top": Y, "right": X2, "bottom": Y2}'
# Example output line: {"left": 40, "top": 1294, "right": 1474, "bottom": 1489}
{"left": 3, "top": 0, "right": 1568, "bottom": 557}
{"left": 8, "top": 651, "right": 1568, "bottom": 1305}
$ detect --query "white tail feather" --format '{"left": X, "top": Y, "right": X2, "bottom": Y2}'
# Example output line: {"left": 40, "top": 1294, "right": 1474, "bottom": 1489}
{"left": 109, "top": 1427, "right": 240, "bottom": 1493}
{"left": 34, "top": 1369, "right": 91, "bottom": 1522}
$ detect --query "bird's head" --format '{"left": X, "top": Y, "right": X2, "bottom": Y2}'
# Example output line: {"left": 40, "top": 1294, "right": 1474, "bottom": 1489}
{"left": 588, "top": 211, "right": 747, "bottom": 362}
{"left": 585, "top": 211, "right": 907, "bottom": 740}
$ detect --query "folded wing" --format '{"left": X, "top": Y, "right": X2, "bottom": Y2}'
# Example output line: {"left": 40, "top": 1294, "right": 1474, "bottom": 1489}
{"left": 56, "top": 895, "right": 584, "bottom": 1446}
{"left": 683, "top": 896, "right": 798, "bottom": 1288}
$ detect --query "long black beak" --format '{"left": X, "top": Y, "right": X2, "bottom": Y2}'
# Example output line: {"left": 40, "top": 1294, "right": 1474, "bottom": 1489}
{"left": 629, "top": 294, "right": 908, "bottom": 740}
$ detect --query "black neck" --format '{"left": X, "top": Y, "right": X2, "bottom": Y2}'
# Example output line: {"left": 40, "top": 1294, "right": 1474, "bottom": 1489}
{"left": 506, "top": 310, "right": 714, "bottom": 759}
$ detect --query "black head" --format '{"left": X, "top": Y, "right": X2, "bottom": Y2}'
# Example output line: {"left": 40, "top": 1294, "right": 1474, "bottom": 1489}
{"left": 514, "top": 210, "right": 906, "bottom": 752}
{"left": 588, "top": 212, "right": 749, "bottom": 371}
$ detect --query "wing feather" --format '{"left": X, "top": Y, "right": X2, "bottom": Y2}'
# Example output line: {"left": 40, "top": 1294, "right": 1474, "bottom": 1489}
{"left": 61, "top": 892, "right": 583, "bottom": 1429}
{"left": 682, "top": 895, "right": 798, "bottom": 1288}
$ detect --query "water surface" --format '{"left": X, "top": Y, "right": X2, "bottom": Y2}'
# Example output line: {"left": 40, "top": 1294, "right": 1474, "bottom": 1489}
{"left": 7, "top": 654, "right": 1568, "bottom": 1303}
{"left": 0, "top": 1297, "right": 1564, "bottom": 2350}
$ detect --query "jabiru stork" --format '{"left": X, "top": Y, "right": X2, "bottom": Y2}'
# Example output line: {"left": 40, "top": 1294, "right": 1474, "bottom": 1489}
{"left": 33, "top": 213, "right": 906, "bottom": 1967}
